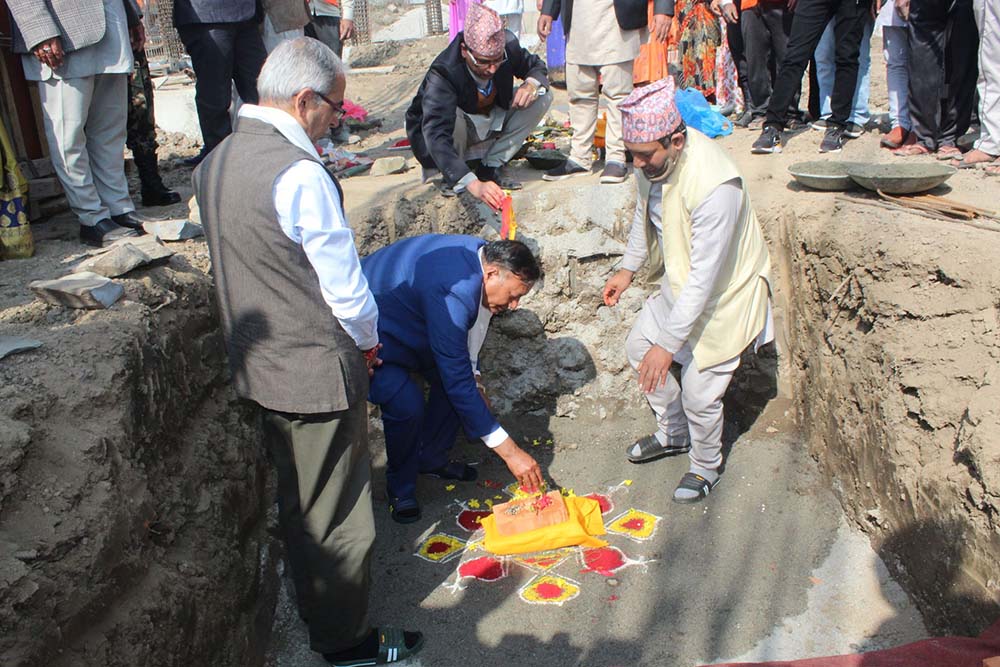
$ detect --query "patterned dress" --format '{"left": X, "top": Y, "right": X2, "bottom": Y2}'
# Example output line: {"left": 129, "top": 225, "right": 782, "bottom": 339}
{"left": 671, "top": 0, "right": 722, "bottom": 99}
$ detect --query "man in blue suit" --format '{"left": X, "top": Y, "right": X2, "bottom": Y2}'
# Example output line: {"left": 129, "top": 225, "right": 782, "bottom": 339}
{"left": 362, "top": 235, "right": 544, "bottom": 523}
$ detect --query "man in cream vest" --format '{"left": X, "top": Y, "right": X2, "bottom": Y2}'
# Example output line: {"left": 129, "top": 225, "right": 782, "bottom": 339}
{"left": 603, "top": 77, "right": 773, "bottom": 504}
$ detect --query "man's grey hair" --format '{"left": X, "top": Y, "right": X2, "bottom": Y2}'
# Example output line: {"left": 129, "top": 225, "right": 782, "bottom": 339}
{"left": 257, "top": 37, "right": 344, "bottom": 103}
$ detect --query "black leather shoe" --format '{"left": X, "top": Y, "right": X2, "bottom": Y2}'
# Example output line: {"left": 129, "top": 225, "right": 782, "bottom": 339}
{"left": 110, "top": 212, "right": 147, "bottom": 232}
{"left": 79, "top": 219, "right": 139, "bottom": 248}
{"left": 181, "top": 151, "right": 206, "bottom": 167}
{"left": 141, "top": 185, "right": 182, "bottom": 207}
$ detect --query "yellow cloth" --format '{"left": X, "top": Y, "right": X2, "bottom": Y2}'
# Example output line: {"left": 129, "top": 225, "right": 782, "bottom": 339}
{"left": 480, "top": 496, "right": 608, "bottom": 555}
{"left": 637, "top": 128, "right": 771, "bottom": 370}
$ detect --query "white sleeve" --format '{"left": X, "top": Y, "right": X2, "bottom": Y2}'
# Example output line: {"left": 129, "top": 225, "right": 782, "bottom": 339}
{"left": 273, "top": 160, "right": 379, "bottom": 350}
{"left": 656, "top": 178, "right": 742, "bottom": 354}
{"left": 342, "top": 0, "right": 355, "bottom": 21}
{"left": 482, "top": 425, "right": 509, "bottom": 448}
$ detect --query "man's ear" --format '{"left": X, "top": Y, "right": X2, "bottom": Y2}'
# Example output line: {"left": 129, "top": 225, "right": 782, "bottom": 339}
{"left": 483, "top": 263, "right": 501, "bottom": 280}
{"left": 671, "top": 132, "right": 686, "bottom": 151}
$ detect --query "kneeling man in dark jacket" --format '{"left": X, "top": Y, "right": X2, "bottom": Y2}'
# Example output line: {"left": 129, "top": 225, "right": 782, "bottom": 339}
{"left": 405, "top": 2, "right": 551, "bottom": 209}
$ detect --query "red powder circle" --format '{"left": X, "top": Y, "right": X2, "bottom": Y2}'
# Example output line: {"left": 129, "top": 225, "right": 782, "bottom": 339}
{"left": 621, "top": 518, "right": 646, "bottom": 531}
{"left": 459, "top": 557, "right": 505, "bottom": 581}
{"left": 426, "top": 540, "right": 451, "bottom": 554}
{"left": 534, "top": 582, "right": 566, "bottom": 599}
{"left": 457, "top": 510, "right": 492, "bottom": 532}
{"left": 583, "top": 547, "right": 625, "bottom": 575}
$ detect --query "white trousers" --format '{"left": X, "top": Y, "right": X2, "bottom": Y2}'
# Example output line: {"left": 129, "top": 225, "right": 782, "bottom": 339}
{"left": 38, "top": 73, "right": 133, "bottom": 226}
{"left": 566, "top": 61, "right": 633, "bottom": 167}
{"left": 973, "top": 0, "right": 1000, "bottom": 156}
{"left": 625, "top": 293, "right": 739, "bottom": 471}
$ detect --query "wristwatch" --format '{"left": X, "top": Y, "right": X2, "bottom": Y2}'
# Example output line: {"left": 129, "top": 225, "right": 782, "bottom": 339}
{"left": 536, "top": 85, "right": 548, "bottom": 97}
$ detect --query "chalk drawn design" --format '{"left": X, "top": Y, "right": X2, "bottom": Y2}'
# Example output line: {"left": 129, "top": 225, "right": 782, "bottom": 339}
{"left": 415, "top": 533, "right": 466, "bottom": 563}
{"left": 606, "top": 508, "right": 661, "bottom": 541}
{"left": 519, "top": 575, "right": 581, "bottom": 606}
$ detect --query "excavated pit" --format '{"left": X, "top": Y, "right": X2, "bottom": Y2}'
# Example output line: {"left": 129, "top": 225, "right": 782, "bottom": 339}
{"left": 1, "top": 169, "right": 999, "bottom": 665}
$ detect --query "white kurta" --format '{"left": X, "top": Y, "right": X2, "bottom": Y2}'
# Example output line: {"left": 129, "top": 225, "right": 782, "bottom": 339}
{"left": 565, "top": 0, "right": 643, "bottom": 66}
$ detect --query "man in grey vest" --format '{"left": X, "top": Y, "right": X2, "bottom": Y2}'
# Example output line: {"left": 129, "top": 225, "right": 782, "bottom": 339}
{"left": 193, "top": 38, "right": 423, "bottom": 666}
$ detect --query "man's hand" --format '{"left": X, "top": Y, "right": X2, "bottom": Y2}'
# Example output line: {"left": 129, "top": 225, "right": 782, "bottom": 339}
{"left": 537, "top": 14, "right": 553, "bottom": 39}
{"left": 637, "top": 344, "right": 673, "bottom": 393}
{"left": 362, "top": 343, "right": 383, "bottom": 376}
{"left": 130, "top": 22, "right": 146, "bottom": 52}
{"left": 602, "top": 269, "right": 634, "bottom": 306}
{"left": 340, "top": 18, "right": 355, "bottom": 41}
{"left": 720, "top": 2, "right": 739, "bottom": 23}
{"left": 467, "top": 178, "right": 506, "bottom": 209}
{"left": 494, "top": 438, "right": 544, "bottom": 492}
{"left": 787, "top": 0, "right": 798, "bottom": 11}
{"left": 33, "top": 37, "right": 64, "bottom": 69}
{"left": 651, "top": 14, "right": 672, "bottom": 42}
{"left": 894, "top": 0, "right": 908, "bottom": 20}
{"left": 512, "top": 82, "right": 538, "bottom": 109}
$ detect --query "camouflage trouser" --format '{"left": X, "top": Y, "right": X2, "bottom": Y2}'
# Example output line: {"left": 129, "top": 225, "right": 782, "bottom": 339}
{"left": 127, "top": 48, "right": 157, "bottom": 157}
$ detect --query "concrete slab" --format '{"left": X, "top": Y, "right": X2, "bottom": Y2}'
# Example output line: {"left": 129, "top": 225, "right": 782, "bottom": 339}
{"left": 265, "top": 405, "right": 927, "bottom": 667}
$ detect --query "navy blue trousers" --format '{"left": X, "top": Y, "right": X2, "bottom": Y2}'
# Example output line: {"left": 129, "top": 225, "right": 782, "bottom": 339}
{"left": 369, "top": 363, "right": 461, "bottom": 501}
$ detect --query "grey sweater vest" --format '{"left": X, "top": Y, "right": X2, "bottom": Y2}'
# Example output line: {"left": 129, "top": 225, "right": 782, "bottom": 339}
{"left": 194, "top": 117, "right": 368, "bottom": 414}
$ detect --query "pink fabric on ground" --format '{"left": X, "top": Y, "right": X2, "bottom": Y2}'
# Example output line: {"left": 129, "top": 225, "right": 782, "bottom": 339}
{"left": 704, "top": 619, "right": 1000, "bottom": 667}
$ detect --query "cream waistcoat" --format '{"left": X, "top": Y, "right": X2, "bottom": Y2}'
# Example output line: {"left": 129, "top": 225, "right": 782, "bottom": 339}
{"left": 637, "top": 128, "right": 772, "bottom": 370}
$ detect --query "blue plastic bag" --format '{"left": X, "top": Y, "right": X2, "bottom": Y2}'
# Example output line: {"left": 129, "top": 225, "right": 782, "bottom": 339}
{"left": 674, "top": 87, "right": 733, "bottom": 138}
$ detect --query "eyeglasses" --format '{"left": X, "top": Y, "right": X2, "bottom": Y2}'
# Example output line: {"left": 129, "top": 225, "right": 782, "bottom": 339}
{"left": 313, "top": 91, "right": 346, "bottom": 120}
{"left": 463, "top": 44, "right": 508, "bottom": 68}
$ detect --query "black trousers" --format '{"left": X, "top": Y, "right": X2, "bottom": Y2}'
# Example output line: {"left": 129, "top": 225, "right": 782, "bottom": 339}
{"left": 726, "top": 0, "right": 752, "bottom": 109}
{"left": 907, "top": 0, "right": 978, "bottom": 150}
{"left": 764, "top": 0, "right": 871, "bottom": 129}
{"left": 742, "top": 1, "right": 798, "bottom": 116}
{"left": 306, "top": 15, "right": 345, "bottom": 58}
{"left": 177, "top": 19, "right": 267, "bottom": 155}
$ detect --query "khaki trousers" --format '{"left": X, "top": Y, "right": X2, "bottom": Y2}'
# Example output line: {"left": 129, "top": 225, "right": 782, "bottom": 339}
{"left": 260, "top": 400, "right": 375, "bottom": 654}
{"left": 567, "top": 61, "right": 634, "bottom": 167}
{"left": 624, "top": 293, "right": 740, "bottom": 472}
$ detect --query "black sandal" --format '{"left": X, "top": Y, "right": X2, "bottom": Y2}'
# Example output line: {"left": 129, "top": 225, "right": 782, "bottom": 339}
{"left": 325, "top": 628, "right": 425, "bottom": 666}
{"left": 626, "top": 434, "right": 691, "bottom": 464}
{"left": 672, "top": 472, "right": 720, "bottom": 504}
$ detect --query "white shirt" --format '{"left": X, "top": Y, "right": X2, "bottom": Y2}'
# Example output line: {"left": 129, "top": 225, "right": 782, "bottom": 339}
{"left": 622, "top": 178, "right": 773, "bottom": 368}
{"left": 468, "top": 248, "right": 509, "bottom": 448}
{"left": 22, "top": 0, "right": 133, "bottom": 82}
{"left": 484, "top": 0, "right": 524, "bottom": 17}
{"left": 238, "top": 104, "right": 379, "bottom": 350}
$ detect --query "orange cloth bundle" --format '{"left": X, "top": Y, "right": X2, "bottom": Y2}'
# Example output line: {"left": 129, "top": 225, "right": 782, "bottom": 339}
{"left": 480, "top": 494, "right": 608, "bottom": 555}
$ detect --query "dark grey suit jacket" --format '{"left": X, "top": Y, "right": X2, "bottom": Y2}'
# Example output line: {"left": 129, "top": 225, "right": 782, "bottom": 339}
{"left": 7, "top": 0, "right": 139, "bottom": 54}
{"left": 541, "top": 0, "right": 674, "bottom": 36}
{"left": 172, "top": 0, "right": 257, "bottom": 27}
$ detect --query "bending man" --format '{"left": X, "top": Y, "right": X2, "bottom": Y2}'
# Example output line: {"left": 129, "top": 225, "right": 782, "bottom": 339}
{"left": 604, "top": 77, "right": 773, "bottom": 504}
{"left": 363, "top": 235, "right": 544, "bottom": 523}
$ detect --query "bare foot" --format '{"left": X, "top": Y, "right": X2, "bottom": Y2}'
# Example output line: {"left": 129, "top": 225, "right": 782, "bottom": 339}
{"left": 951, "top": 148, "right": 998, "bottom": 168}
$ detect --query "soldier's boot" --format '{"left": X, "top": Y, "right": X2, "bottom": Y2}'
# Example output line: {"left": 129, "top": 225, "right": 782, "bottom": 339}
{"left": 133, "top": 148, "right": 181, "bottom": 207}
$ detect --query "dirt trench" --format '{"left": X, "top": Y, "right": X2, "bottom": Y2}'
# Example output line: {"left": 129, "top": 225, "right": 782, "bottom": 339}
{"left": 1, "top": 165, "right": 998, "bottom": 665}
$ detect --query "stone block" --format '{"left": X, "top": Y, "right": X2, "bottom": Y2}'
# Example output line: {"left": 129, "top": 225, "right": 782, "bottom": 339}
{"left": 29, "top": 272, "right": 124, "bottom": 309}
{"left": 370, "top": 156, "right": 407, "bottom": 176}
{"left": 75, "top": 237, "right": 174, "bottom": 277}
{"left": 143, "top": 219, "right": 204, "bottom": 241}
{"left": 0, "top": 336, "right": 42, "bottom": 360}
{"left": 76, "top": 243, "right": 150, "bottom": 278}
